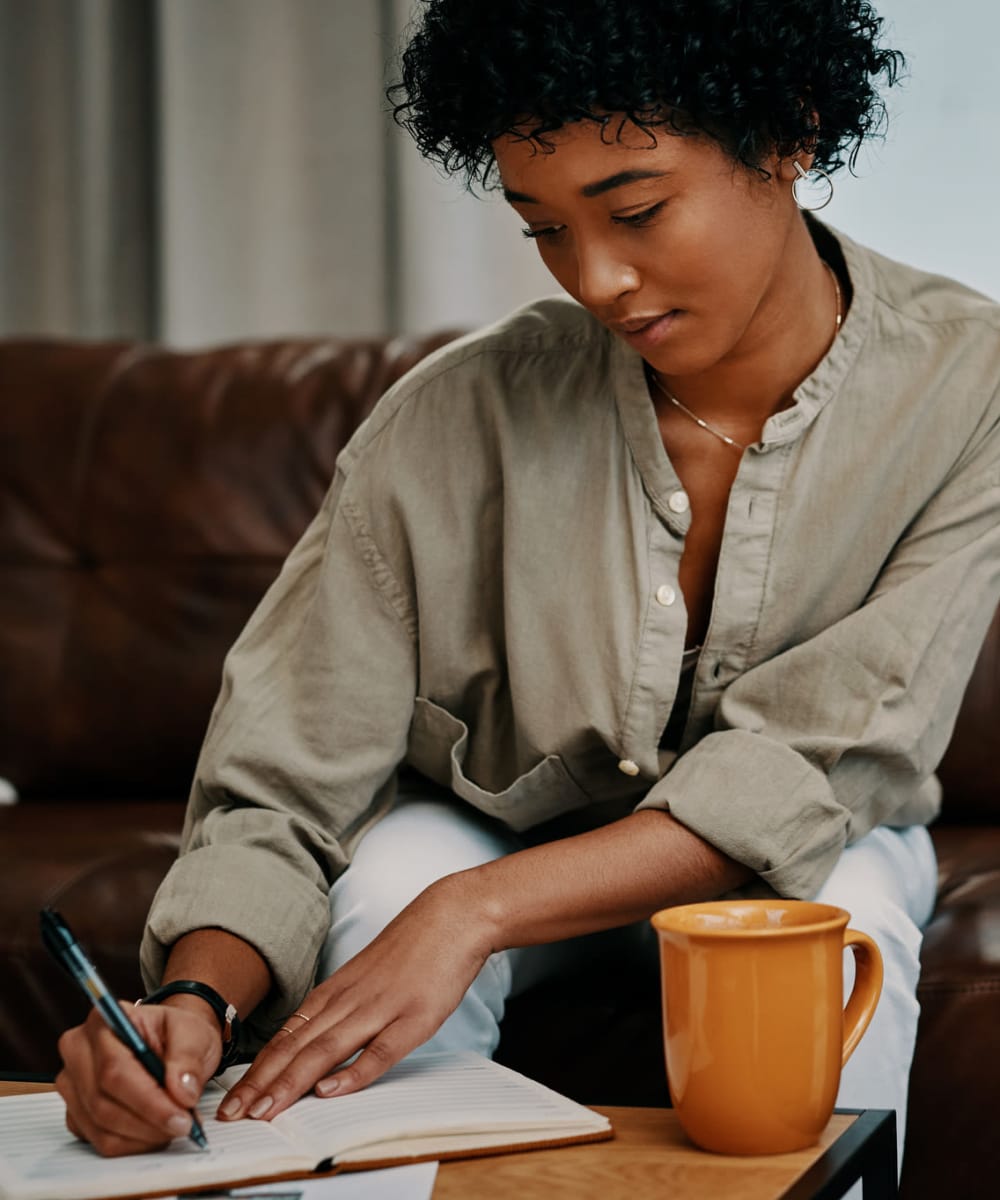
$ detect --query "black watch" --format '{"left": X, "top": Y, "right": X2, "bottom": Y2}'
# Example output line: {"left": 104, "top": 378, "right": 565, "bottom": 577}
{"left": 138, "top": 980, "right": 242, "bottom": 1073}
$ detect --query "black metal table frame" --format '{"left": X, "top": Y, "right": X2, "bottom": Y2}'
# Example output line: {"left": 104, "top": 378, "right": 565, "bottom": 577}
{"left": 777, "top": 1109, "right": 897, "bottom": 1200}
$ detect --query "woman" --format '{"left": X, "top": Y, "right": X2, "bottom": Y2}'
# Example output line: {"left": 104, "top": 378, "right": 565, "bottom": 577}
{"left": 57, "top": 0, "right": 1000, "bottom": 1176}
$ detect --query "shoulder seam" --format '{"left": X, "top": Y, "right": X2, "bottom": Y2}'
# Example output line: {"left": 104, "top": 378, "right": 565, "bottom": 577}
{"left": 339, "top": 324, "right": 601, "bottom": 473}
{"left": 870, "top": 290, "right": 1000, "bottom": 332}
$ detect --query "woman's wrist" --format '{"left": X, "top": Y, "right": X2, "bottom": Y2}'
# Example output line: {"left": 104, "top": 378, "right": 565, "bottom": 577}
{"left": 427, "top": 867, "right": 509, "bottom": 958}
{"left": 143, "top": 983, "right": 245, "bottom": 1071}
{"left": 156, "top": 992, "right": 224, "bottom": 1040}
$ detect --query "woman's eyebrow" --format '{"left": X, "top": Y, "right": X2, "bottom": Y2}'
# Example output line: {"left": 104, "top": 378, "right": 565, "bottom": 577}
{"left": 503, "top": 168, "right": 671, "bottom": 205}
{"left": 580, "top": 168, "right": 672, "bottom": 198}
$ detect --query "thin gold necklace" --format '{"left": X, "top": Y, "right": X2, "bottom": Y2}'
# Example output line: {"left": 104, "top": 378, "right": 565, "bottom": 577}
{"left": 647, "top": 367, "right": 748, "bottom": 451}
{"left": 648, "top": 260, "right": 844, "bottom": 454}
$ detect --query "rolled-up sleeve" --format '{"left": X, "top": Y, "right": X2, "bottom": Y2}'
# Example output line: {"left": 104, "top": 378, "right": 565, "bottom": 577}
{"left": 637, "top": 414, "right": 1000, "bottom": 899}
{"left": 140, "top": 468, "right": 418, "bottom": 1040}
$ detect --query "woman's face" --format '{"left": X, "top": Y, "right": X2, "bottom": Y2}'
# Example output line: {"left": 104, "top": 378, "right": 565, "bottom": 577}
{"left": 493, "top": 118, "right": 803, "bottom": 380}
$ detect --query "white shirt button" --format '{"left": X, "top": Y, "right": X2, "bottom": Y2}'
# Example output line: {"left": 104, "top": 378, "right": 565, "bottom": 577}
{"left": 618, "top": 758, "right": 640, "bottom": 776}
{"left": 668, "top": 489, "right": 690, "bottom": 514}
{"left": 655, "top": 584, "right": 676, "bottom": 607}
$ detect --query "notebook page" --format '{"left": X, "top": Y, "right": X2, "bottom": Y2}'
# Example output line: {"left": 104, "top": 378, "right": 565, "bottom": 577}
{"left": 0, "top": 1090, "right": 309, "bottom": 1200}
{"left": 272, "top": 1051, "right": 609, "bottom": 1162}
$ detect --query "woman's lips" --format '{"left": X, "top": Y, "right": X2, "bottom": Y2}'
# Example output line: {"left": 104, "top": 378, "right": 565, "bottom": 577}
{"left": 615, "top": 310, "right": 683, "bottom": 350}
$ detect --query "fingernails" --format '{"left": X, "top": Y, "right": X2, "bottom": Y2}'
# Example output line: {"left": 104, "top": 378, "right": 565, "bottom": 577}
{"left": 248, "top": 1095, "right": 274, "bottom": 1119}
{"left": 315, "top": 1077, "right": 340, "bottom": 1097}
{"left": 167, "top": 1113, "right": 192, "bottom": 1137}
{"left": 179, "top": 1072, "right": 199, "bottom": 1100}
{"left": 219, "top": 1094, "right": 244, "bottom": 1119}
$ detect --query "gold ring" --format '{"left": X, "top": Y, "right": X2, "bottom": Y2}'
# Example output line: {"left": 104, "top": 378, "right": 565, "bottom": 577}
{"left": 278, "top": 1025, "right": 294, "bottom": 1035}
{"left": 289, "top": 1011, "right": 311, "bottom": 1023}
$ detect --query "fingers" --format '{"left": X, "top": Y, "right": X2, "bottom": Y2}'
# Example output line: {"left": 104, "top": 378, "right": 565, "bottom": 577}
{"left": 217, "top": 892, "right": 485, "bottom": 1123}
{"left": 218, "top": 998, "right": 425, "bottom": 1123}
{"left": 314, "top": 1025, "right": 415, "bottom": 1098}
{"left": 58, "top": 1064, "right": 170, "bottom": 1158}
{"left": 56, "top": 1015, "right": 176, "bottom": 1157}
{"left": 56, "top": 1002, "right": 219, "bottom": 1157}
{"left": 153, "top": 1001, "right": 221, "bottom": 1108}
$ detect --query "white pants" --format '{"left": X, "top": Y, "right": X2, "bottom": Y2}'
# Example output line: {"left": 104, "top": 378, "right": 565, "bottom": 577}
{"left": 318, "top": 796, "right": 936, "bottom": 1178}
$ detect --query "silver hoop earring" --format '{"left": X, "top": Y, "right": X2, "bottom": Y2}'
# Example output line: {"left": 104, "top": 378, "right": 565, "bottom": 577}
{"left": 792, "top": 161, "right": 834, "bottom": 212}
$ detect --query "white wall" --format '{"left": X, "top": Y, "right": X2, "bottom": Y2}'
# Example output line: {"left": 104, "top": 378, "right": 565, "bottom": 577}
{"left": 826, "top": 0, "right": 999, "bottom": 301}
{"left": 395, "top": 0, "right": 1000, "bottom": 335}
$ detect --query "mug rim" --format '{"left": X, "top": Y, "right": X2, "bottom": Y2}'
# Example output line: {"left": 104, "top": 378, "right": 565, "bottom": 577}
{"left": 650, "top": 898, "right": 850, "bottom": 938}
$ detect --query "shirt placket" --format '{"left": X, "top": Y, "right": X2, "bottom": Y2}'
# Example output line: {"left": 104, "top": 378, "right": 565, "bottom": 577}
{"left": 684, "top": 442, "right": 793, "bottom": 745}
{"left": 613, "top": 436, "right": 794, "bottom": 780}
{"left": 614, "top": 489, "right": 691, "bottom": 780}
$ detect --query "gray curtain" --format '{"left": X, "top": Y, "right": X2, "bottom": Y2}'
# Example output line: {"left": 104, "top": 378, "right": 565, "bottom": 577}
{"left": 0, "top": 0, "right": 553, "bottom": 346}
{"left": 157, "top": 0, "right": 392, "bottom": 343}
{"left": 0, "top": 0, "right": 157, "bottom": 339}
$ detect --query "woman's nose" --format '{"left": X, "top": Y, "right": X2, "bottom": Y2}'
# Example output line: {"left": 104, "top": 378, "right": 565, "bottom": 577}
{"left": 574, "top": 244, "right": 640, "bottom": 310}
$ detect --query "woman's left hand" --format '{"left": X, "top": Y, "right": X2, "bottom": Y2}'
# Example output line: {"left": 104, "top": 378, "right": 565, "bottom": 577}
{"left": 215, "top": 874, "right": 496, "bottom": 1122}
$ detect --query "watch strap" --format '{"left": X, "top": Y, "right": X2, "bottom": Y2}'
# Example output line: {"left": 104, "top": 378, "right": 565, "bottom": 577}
{"left": 138, "top": 980, "right": 242, "bottom": 1073}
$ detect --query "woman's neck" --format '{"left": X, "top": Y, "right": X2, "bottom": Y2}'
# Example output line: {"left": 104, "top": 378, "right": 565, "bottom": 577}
{"left": 653, "top": 219, "right": 847, "bottom": 437}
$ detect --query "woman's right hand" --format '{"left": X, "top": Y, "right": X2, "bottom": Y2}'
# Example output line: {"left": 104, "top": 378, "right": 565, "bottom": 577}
{"left": 55, "top": 1000, "right": 221, "bottom": 1157}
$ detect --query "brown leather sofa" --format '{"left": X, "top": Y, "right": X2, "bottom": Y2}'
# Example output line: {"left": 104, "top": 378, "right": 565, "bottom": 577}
{"left": 1, "top": 335, "right": 997, "bottom": 1199}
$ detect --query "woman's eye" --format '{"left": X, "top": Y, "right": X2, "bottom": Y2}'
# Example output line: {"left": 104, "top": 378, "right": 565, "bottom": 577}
{"left": 613, "top": 202, "right": 666, "bottom": 227}
{"left": 522, "top": 225, "right": 566, "bottom": 241}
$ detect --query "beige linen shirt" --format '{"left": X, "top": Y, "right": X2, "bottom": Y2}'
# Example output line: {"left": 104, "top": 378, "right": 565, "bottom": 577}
{"left": 142, "top": 225, "right": 1000, "bottom": 1037}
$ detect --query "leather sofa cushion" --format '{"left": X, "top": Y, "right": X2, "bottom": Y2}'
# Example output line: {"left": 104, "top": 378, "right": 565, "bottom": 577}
{"left": 0, "top": 335, "right": 457, "bottom": 800}
{"left": 0, "top": 802, "right": 184, "bottom": 1073}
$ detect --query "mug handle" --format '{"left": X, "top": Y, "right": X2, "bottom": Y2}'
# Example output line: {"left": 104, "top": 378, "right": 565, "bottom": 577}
{"left": 841, "top": 929, "right": 885, "bottom": 1065}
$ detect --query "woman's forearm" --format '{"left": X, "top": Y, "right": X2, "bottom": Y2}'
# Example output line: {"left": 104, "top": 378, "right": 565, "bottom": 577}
{"left": 453, "top": 808, "right": 754, "bottom": 953}
{"left": 148, "top": 811, "right": 748, "bottom": 1025}
{"left": 154, "top": 928, "right": 273, "bottom": 1026}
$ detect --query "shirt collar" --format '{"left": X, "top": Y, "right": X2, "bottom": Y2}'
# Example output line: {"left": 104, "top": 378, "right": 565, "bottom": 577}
{"left": 761, "top": 218, "right": 874, "bottom": 447}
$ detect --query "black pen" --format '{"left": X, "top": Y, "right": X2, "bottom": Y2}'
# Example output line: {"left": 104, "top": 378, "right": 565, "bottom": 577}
{"left": 40, "top": 907, "right": 209, "bottom": 1151}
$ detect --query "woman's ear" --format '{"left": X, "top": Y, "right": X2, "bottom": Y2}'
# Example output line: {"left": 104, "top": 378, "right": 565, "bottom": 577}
{"left": 776, "top": 152, "right": 813, "bottom": 185}
{"left": 776, "top": 102, "right": 821, "bottom": 182}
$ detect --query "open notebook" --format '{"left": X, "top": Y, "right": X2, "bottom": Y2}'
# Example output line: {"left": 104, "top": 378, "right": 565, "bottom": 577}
{"left": 0, "top": 1052, "right": 613, "bottom": 1200}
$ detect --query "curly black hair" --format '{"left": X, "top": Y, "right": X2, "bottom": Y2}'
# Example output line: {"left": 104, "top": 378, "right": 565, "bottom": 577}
{"left": 389, "top": 0, "right": 904, "bottom": 188}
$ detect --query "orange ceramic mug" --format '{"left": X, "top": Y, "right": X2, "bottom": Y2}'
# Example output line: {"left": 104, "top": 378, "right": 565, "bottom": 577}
{"left": 651, "top": 900, "right": 883, "bottom": 1156}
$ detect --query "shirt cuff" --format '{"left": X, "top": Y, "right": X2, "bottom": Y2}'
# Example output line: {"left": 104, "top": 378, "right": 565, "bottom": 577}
{"left": 634, "top": 729, "right": 850, "bottom": 898}
{"left": 140, "top": 843, "right": 332, "bottom": 1050}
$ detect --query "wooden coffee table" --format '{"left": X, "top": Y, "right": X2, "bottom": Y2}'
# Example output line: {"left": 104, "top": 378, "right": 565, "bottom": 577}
{"left": 0, "top": 1082, "right": 896, "bottom": 1199}
{"left": 434, "top": 1105, "right": 896, "bottom": 1199}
